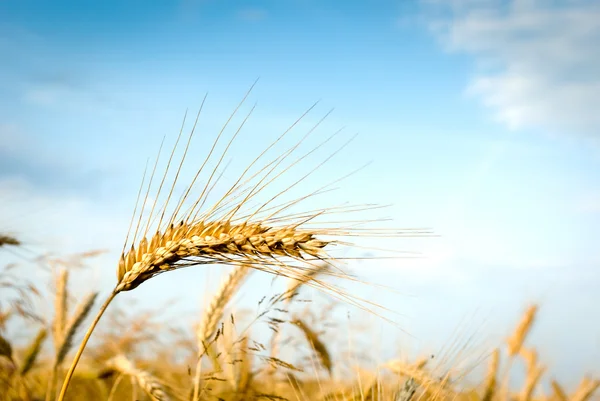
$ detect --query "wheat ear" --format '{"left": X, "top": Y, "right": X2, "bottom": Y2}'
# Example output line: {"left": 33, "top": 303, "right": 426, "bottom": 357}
{"left": 58, "top": 86, "right": 430, "bottom": 400}
{"left": 107, "top": 354, "right": 171, "bottom": 401}
{"left": 385, "top": 360, "right": 454, "bottom": 401}
{"left": 507, "top": 305, "right": 538, "bottom": 357}
{"left": 191, "top": 265, "right": 250, "bottom": 400}
{"left": 52, "top": 268, "right": 69, "bottom": 351}
{"left": 500, "top": 305, "right": 538, "bottom": 401}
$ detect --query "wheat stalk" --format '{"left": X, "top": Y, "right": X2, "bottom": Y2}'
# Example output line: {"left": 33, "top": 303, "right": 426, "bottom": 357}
{"left": 57, "top": 85, "right": 430, "bottom": 400}
{"left": 46, "top": 292, "right": 98, "bottom": 401}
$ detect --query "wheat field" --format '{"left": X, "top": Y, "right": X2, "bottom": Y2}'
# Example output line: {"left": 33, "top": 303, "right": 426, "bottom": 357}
{"left": 1, "top": 89, "right": 597, "bottom": 401}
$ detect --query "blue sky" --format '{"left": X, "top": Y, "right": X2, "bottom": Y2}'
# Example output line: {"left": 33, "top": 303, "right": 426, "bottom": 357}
{"left": 1, "top": 0, "right": 599, "bottom": 388}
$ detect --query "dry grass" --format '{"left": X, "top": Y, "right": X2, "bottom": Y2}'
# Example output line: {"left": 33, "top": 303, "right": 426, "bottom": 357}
{"left": 0, "top": 273, "right": 598, "bottom": 401}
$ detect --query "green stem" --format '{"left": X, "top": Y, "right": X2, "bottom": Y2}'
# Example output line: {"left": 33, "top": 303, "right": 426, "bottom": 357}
{"left": 56, "top": 290, "right": 118, "bottom": 401}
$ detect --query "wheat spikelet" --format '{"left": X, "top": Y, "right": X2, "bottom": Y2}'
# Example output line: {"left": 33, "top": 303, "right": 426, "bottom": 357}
{"left": 507, "top": 305, "right": 538, "bottom": 357}
{"left": 18, "top": 327, "right": 47, "bottom": 376}
{"left": 108, "top": 354, "right": 171, "bottom": 401}
{"left": 482, "top": 349, "right": 499, "bottom": 401}
{"left": 292, "top": 317, "right": 332, "bottom": 375}
{"left": 53, "top": 268, "right": 69, "bottom": 350}
{"left": 55, "top": 292, "right": 97, "bottom": 366}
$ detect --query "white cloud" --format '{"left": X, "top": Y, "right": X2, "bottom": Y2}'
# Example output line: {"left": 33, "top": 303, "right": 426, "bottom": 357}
{"left": 424, "top": 0, "right": 600, "bottom": 138}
